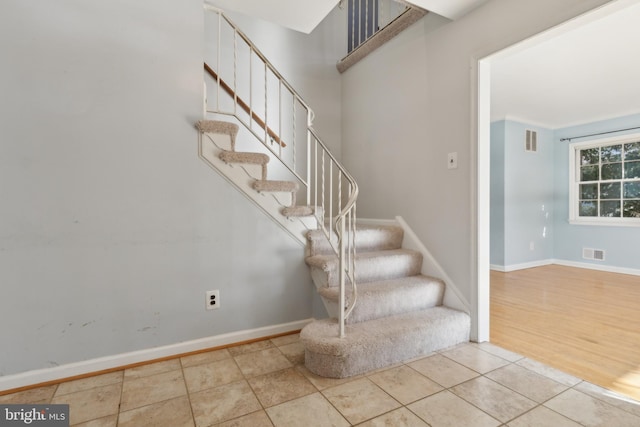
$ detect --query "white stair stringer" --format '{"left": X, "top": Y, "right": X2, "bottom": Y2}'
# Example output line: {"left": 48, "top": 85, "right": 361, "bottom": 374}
{"left": 197, "top": 121, "right": 317, "bottom": 244}
{"left": 301, "top": 222, "right": 471, "bottom": 378}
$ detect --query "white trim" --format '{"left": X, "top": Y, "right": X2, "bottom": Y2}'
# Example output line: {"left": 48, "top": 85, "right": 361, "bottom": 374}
{"left": 568, "top": 133, "right": 640, "bottom": 226}
{"left": 553, "top": 259, "right": 640, "bottom": 277}
{"left": 0, "top": 319, "right": 312, "bottom": 393}
{"left": 490, "top": 259, "right": 554, "bottom": 272}
{"left": 491, "top": 259, "right": 640, "bottom": 276}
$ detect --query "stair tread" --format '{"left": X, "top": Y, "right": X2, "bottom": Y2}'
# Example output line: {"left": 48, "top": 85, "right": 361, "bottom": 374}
{"left": 196, "top": 120, "right": 239, "bottom": 135}
{"left": 307, "top": 224, "right": 403, "bottom": 255}
{"left": 318, "top": 274, "right": 443, "bottom": 301}
{"left": 300, "top": 306, "right": 470, "bottom": 357}
{"left": 219, "top": 150, "right": 269, "bottom": 165}
{"left": 306, "top": 248, "right": 420, "bottom": 270}
{"left": 282, "top": 205, "right": 315, "bottom": 217}
{"left": 252, "top": 179, "right": 299, "bottom": 193}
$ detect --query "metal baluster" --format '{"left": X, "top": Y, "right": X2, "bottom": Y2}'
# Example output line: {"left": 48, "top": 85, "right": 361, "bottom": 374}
{"left": 233, "top": 29, "right": 237, "bottom": 115}
{"left": 264, "top": 63, "right": 268, "bottom": 144}
{"left": 278, "top": 80, "right": 282, "bottom": 158}
{"left": 249, "top": 47, "right": 253, "bottom": 132}
{"left": 365, "top": 0, "right": 368, "bottom": 41}
{"left": 216, "top": 11, "right": 221, "bottom": 111}
{"left": 351, "top": 0, "right": 355, "bottom": 52}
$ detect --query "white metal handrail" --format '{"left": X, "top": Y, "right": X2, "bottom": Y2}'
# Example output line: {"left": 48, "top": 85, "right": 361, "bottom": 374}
{"left": 204, "top": 4, "right": 358, "bottom": 338}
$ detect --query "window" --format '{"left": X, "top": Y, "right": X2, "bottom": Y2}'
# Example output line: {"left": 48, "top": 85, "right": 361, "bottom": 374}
{"left": 569, "top": 134, "right": 640, "bottom": 226}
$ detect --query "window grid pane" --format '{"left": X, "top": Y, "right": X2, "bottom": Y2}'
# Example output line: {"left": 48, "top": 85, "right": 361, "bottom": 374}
{"left": 577, "top": 141, "right": 640, "bottom": 219}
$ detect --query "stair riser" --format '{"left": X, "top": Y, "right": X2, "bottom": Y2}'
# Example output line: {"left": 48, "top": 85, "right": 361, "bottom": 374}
{"left": 301, "top": 308, "right": 470, "bottom": 378}
{"left": 306, "top": 227, "right": 404, "bottom": 257}
{"left": 320, "top": 281, "right": 444, "bottom": 324}
{"left": 309, "top": 252, "right": 422, "bottom": 289}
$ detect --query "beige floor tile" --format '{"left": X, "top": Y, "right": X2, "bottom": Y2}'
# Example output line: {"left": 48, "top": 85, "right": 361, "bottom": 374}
{"left": 180, "top": 348, "right": 231, "bottom": 368}
{"left": 183, "top": 358, "right": 243, "bottom": 393}
{"left": 408, "top": 354, "right": 479, "bottom": 388}
{"left": 407, "top": 390, "right": 500, "bottom": 427}
{"left": 295, "top": 365, "right": 361, "bottom": 390}
{"left": 507, "top": 406, "right": 582, "bottom": 427}
{"left": 277, "top": 342, "right": 305, "bottom": 365}
{"left": 451, "top": 376, "right": 537, "bottom": 423}
{"left": 270, "top": 333, "right": 300, "bottom": 347}
{"left": 322, "top": 377, "right": 401, "bottom": 424}
{"left": 0, "top": 385, "right": 58, "bottom": 404}
{"left": 441, "top": 344, "right": 510, "bottom": 374}
{"left": 120, "top": 369, "right": 186, "bottom": 412}
{"left": 72, "top": 414, "right": 118, "bottom": 427}
{"left": 234, "top": 348, "right": 292, "bottom": 378}
{"left": 515, "top": 358, "right": 581, "bottom": 387}
{"left": 214, "top": 410, "right": 274, "bottom": 427}
{"left": 51, "top": 383, "right": 121, "bottom": 425}
{"left": 123, "top": 359, "right": 181, "bottom": 380}
{"left": 544, "top": 389, "right": 640, "bottom": 427}
{"left": 368, "top": 365, "right": 443, "bottom": 405}
{"left": 228, "top": 340, "right": 275, "bottom": 356}
{"left": 190, "top": 380, "right": 261, "bottom": 426}
{"left": 266, "top": 392, "right": 349, "bottom": 427}
{"left": 248, "top": 367, "right": 316, "bottom": 407}
{"left": 485, "top": 364, "right": 568, "bottom": 403}
{"left": 117, "top": 395, "right": 194, "bottom": 427}
{"left": 475, "top": 343, "right": 524, "bottom": 362}
{"left": 574, "top": 381, "right": 640, "bottom": 417}
{"left": 56, "top": 372, "right": 123, "bottom": 396}
{"left": 355, "top": 407, "right": 429, "bottom": 426}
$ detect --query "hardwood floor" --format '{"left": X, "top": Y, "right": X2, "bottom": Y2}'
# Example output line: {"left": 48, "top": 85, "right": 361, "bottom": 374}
{"left": 490, "top": 264, "right": 640, "bottom": 401}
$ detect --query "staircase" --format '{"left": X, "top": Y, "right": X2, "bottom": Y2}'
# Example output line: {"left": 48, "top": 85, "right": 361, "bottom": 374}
{"left": 302, "top": 224, "right": 469, "bottom": 378}
{"left": 201, "top": 5, "right": 470, "bottom": 379}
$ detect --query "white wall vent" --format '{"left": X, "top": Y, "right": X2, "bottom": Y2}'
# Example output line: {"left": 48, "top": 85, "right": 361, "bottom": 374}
{"left": 583, "top": 248, "right": 605, "bottom": 261}
{"left": 525, "top": 129, "right": 537, "bottom": 152}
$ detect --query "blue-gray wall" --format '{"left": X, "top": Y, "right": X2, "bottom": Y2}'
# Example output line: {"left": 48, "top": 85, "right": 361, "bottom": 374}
{"left": 554, "top": 113, "right": 640, "bottom": 270}
{"left": 491, "top": 114, "right": 640, "bottom": 272}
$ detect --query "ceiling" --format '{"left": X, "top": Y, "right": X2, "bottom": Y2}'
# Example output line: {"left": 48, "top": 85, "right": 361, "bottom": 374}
{"left": 490, "top": 1, "right": 640, "bottom": 129}
{"left": 207, "top": 0, "right": 489, "bottom": 34}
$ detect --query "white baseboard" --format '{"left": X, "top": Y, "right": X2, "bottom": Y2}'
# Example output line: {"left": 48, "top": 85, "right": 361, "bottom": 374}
{"left": 490, "top": 259, "right": 554, "bottom": 272}
{"left": 491, "top": 259, "right": 640, "bottom": 276}
{"left": 0, "top": 318, "right": 313, "bottom": 393}
{"left": 553, "top": 259, "right": 640, "bottom": 276}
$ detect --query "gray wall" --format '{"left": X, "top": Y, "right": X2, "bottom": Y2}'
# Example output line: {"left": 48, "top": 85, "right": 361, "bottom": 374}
{"left": 340, "top": 0, "right": 611, "bottom": 339}
{"left": 0, "top": 0, "right": 342, "bottom": 376}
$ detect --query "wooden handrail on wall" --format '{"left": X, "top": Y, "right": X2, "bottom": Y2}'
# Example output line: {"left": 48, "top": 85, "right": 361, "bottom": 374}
{"left": 204, "top": 63, "right": 285, "bottom": 147}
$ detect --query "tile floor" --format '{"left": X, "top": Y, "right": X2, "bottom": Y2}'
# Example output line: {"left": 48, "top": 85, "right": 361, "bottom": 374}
{"left": 1, "top": 335, "right": 640, "bottom": 427}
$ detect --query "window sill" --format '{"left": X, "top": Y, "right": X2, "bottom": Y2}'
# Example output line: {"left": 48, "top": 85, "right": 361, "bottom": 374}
{"left": 569, "top": 218, "right": 640, "bottom": 227}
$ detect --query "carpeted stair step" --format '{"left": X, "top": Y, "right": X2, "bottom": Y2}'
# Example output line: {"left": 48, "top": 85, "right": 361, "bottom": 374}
{"left": 306, "top": 224, "right": 404, "bottom": 257}
{"left": 196, "top": 120, "right": 239, "bottom": 151}
{"left": 252, "top": 179, "right": 298, "bottom": 193}
{"left": 300, "top": 306, "right": 470, "bottom": 378}
{"left": 218, "top": 150, "right": 269, "bottom": 180}
{"left": 282, "top": 205, "right": 315, "bottom": 217}
{"left": 318, "top": 275, "right": 444, "bottom": 324}
{"left": 306, "top": 249, "right": 422, "bottom": 288}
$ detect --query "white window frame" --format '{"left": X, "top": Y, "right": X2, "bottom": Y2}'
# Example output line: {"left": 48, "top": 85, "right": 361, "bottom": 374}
{"left": 569, "top": 132, "right": 640, "bottom": 227}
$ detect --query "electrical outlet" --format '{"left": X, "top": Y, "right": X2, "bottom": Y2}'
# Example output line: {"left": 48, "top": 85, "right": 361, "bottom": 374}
{"left": 206, "top": 290, "right": 220, "bottom": 310}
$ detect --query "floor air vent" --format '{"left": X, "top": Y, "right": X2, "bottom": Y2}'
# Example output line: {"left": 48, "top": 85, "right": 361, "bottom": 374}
{"left": 583, "top": 248, "right": 605, "bottom": 261}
